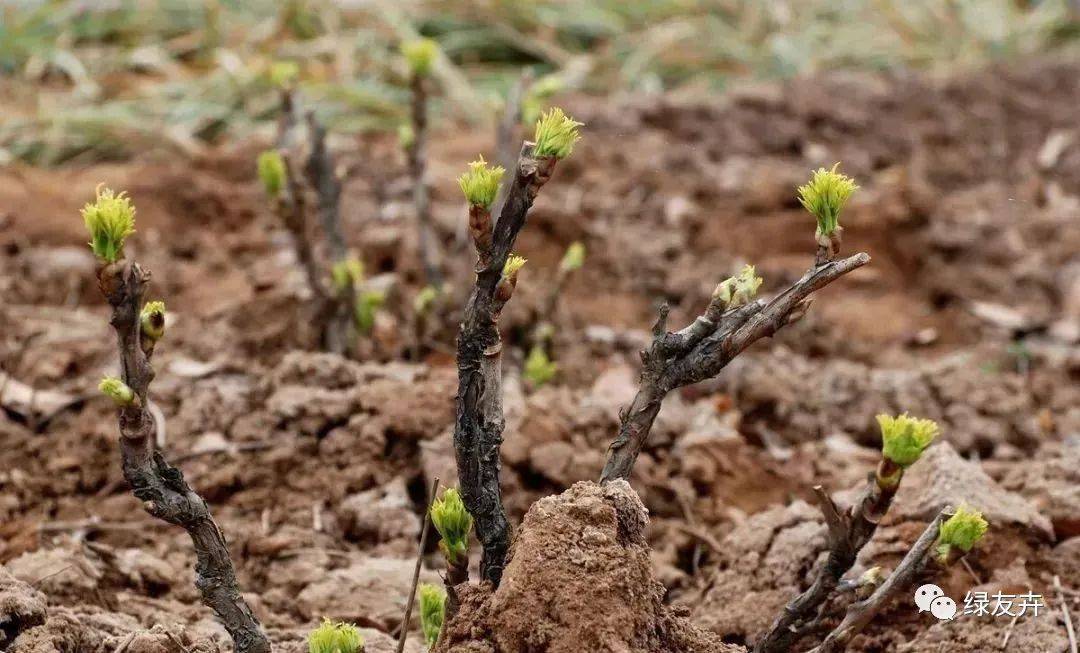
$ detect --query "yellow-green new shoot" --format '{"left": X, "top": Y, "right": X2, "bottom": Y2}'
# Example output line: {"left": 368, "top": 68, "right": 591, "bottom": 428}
{"left": 458, "top": 157, "right": 504, "bottom": 210}
{"left": 258, "top": 150, "right": 287, "bottom": 198}
{"left": 524, "top": 344, "right": 558, "bottom": 387}
{"left": 269, "top": 60, "right": 300, "bottom": 88}
{"left": 714, "top": 264, "right": 763, "bottom": 307}
{"left": 414, "top": 285, "right": 439, "bottom": 315}
{"left": 82, "top": 185, "right": 136, "bottom": 263}
{"left": 419, "top": 583, "right": 446, "bottom": 648}
{"left": 402, "top": 38, "right": 438, "bottom": 77}
{"left": 533, "top": 108, "right": 582, "bottom": 159}
{"left": 559, "top": 241, "right": 586, "bottom": 273}
{"left": 430, "top": 487, "right": 472, "bottom": 565}
{"left": 398, "top": 123, "right": 415, "bottom": 151}
{"left": 797, "top": 163, "right": 858, "bottom": 237}
{"left": 332, "top": 258, "right": 364, "bottom": 292}
{"left": 502, "top": 254, "right": 527, "bottom": 281}
{"left": 522, "top": 75, "right": 563, "bottom": 126}
{"left": 877, "top": 413, "right": 939, "bottom": 467}
{"left": 308, "top": 618, "right": 363, "bottom": 653}
{"left": 140, "top": 300, "right": 166, "bottom": 340}
{"left": 354, "top": 289, "right": 385, "bottom": 335}
{"left": 935, "top": 504, "right": 988, "bottom": 562}
{"left": 99, "top": 376, "right": 135, "bottom": 406}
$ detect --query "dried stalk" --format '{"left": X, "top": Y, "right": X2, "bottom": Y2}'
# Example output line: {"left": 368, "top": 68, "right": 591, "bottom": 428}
{"left": 455, "top": 144, "right": 558, "bottom": 586}
{"left": 755, "top": 462, "right": 905, "bottom": 652}
{"left": 600, "top": 252, "right": 870, "bottom": 483}
{"left": 94, "top": 260, "right": 270, "bottom": 653}
{"left": 807, "top": 509, "right": 949, "bottom": 653}
{"left": 396, "top": 476, "right": 440, "bottom": 653}
{"left": 407, "top": 72, "right": 443, "bottom": 287}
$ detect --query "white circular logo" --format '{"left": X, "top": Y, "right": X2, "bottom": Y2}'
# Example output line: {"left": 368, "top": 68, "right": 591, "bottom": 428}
{"left": 914, "top": 584, "right": 945, "bottom": 613}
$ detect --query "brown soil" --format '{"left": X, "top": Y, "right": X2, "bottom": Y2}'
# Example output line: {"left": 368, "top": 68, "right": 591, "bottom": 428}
{"left": 1, "top": 56, "right": 1078, "bottom": 651}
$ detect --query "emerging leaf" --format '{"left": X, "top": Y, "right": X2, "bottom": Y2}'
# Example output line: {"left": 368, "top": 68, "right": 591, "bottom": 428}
{"left": 713, "top": 264, "right": 763, "bottom": 307}
{"left": 533, "top": 108, "right": 582, "bottom": 159}
{"left": 419, "top": 583, "right": 446, "bottom": 648}
{"left": 797, "top": 163, "right": 858, "bottom": 237}
{"left": 332, "top": 258, "right": 365, "bottom": 292}
{"left": 308, "top": 618, "right": 363, "bottom": 653}
{"left": 269, "top": 60, "right": 300, "bottom": 88}
{"left": 430, "top": 487, "right": 472, "bottom": 565}
{"left": 413, "top": 285, "right": 440, "bottom": 315}
{"left": 522, "top": 74, "right": 564, "bottom": 126}
{"left": 99, "top": 376, "right": 135, "bottom": 406}
{"left": 402, "top": 38, "right": 438, "bottom": 76}
{"left": 877, "top": 413, "right": 939, "bottom": 467}
{"left": 354, "top": 289, "right": 385, "bottom": 335}
{"left": 140, "top": 300, "right": 166, "bottom": 340}
{"left": 524, "top": 344, "right": 558, "bottom": 387}
{"left": 82, "top": 184, "right": 136, "bottom": 263}
{"left": 935, "top": 504, "right": 988, "bottom": 562}
{"left": 458, "top": 156, "right": 505, "bottom": 210}
{"left": 257, "top": 150, "right": 287, "bottom": 198}
{"left": 559, "top": 241, "right": 586, "bottom": 273}
{"left": 398, "top": 123, "right": 415, "bottom": 151}
{"left": 502, "top": 254, "right": 527, "bottom": 280}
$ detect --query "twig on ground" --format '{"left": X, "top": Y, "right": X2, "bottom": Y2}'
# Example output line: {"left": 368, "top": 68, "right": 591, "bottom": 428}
{"left": 1000, "top": 612, "right": 1020, "bottom": 650}
{"left": 808, "top": 510, "right": 948, "bottom": 653}
{"left": 1057, "top": 575, "right": 1079, "bottom": 653}
{"left": 396, "top": 476, "right": 440, "bottom": 653}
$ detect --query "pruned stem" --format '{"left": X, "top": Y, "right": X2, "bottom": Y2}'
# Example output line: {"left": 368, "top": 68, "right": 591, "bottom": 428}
{"left": 600, "top": 252, "right": 870, "bottom": 483}
{"left": 96, "top": 261, "right": 270, "bottom": 653}
{"left": 807, "top": 509, "right": 949, "bottom": 653}
{"left": 755, "top": 464, "right": 903, "bottom": 653}
{"left": 407, "top": 73, "right": 443, "bottom": 287}
{"left": 454, "top": 143, "right": 556, "bottom": 586}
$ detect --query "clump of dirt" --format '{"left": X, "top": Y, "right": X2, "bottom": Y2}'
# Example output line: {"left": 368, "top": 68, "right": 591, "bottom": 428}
{"left": 437, "top": 481, "right": 742, "bottom": 653}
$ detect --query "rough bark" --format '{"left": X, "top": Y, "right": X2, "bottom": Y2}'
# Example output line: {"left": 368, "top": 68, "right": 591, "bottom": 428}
{"left": 600, "top": 252, "right": 870, "bottom": 483}
{"left": 96, "top": 260, "right": 270, "bottom": 653}
{"left": 454, "top": 144, "right": 556, "bottom": 586}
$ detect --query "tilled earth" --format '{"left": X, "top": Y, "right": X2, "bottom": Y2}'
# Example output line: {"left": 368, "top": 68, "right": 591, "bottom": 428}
{"left": 1, "top": 56, "right": 1078, "bottom": 652}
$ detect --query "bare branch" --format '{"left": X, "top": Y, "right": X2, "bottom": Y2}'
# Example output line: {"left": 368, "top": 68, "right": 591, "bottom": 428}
{"left": 808, "top": 509, "right": 949, "bottom": 653}
{"left": 600, "top": 252, "right": 868, "bottom": 483}
{"left": 454, "top": 143, "right": 558, "bottom": 586}
{"left": 496, "top": 70, "right": 534, "bottom": 172}
{"left": 95, "top": 260, "right": 270, "bottom": 653}
{"left": 303, "top": 111, "right": 346, "bottom": 264}
{"left": 407, "top": 73, "right": 443, "bottom": 287}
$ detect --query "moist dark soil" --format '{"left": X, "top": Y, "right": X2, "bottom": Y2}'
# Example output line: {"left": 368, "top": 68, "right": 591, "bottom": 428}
{"left": 1, "top": 56, "right": 1078, "bottom": 652}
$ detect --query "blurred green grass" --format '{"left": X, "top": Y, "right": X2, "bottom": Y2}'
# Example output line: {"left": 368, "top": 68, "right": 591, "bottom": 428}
{"left": 0, "top": 0, "right": 1077, "bottom": 165}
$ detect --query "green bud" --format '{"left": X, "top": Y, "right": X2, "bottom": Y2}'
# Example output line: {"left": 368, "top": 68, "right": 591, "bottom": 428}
{"left": 419, "top": 583, "right": 446, "bottom": 648}
{"left": 713, "top": 264, "right": 763, "bottom": 307}
{"left": 502, "top": 254, "right": 527, "bottom": 280}
{"left": 99, "top": 376, "right": 135, "bottom": 406}
{"left": 398, "top": 123, "right": 415, "bottom": 151}
{"left": 140, "top": 300, "right": 166, "bottom": 340}
{"left": 354, "top": 289, "right": 385, "bottom": 335}
{"left": 458, "top": 156, "right": 505, "bottom": 210}
{"left": 797, "top": 163, "right": 858, "bottom": 237}
{"left": 269, "top": 60, "right": 300, "bottom": 88}
{"left": 331, "top": 258, "right": 364, "bottom": 292}
{"left": 257, "top": 150, "right": 287, "bottom": 198}
{"left": 430, "top": 487, "right": 472, "bottom": 566}
{"left": 82, "top": 184, "right": 136, "bottom": 263}
{"left": 308, "top": 618, "right": 363, "bottom": 653}
{"left": 524, "top": 344, "right": 558, "bottom": 387}
{"left": 559, "top": 241, "right": 586, "bottom": 273}
{"left": 877, "top": 413, "right": 939, "bottom": 468}
{"left": 413, "top": 285, "right": 439, "bottom": 315}
{"left": 402, "top": 38, "right": 438, "bottom": 77}
{"left": 521, "top": 75, "right": 564, "bottom": 126}
{"left": 533, "top": 108, "right": 582, "bottom": 160}
{"left": 935, "top": 504, "right": 988, "bottom": 563}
